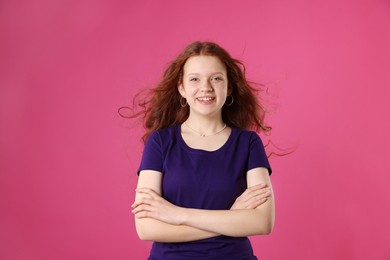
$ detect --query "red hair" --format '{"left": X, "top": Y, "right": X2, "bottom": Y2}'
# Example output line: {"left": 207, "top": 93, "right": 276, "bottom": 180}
{"left": 119, "top": 41, "right": 271, "bottom": 142}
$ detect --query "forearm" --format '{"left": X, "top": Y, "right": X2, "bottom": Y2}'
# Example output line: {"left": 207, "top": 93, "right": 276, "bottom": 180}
{"left": 181, "top": 202, "right": 275, "bottom": 237}
{"left": 135, "top": 218, "right": 219, "bottom": 243}
{"left": 178, "top": 168, "right": 275, "bottom": 237}
{"left": 133, "top": 168, "right": 275, "bottom": 239}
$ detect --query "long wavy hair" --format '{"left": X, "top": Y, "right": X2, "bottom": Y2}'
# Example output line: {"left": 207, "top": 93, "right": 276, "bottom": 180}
{"left": 119, "top": 41, "right": 271, "bottom": 142}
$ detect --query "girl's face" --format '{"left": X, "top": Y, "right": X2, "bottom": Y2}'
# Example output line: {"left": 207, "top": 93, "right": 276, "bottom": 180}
{"left": 178, "top": 55, "right": 230, "bottom": 118}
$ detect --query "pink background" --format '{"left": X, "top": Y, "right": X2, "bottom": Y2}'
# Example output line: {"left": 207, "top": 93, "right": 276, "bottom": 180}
{"left": 1, "top": 1, "right": 389, "bottom": 259}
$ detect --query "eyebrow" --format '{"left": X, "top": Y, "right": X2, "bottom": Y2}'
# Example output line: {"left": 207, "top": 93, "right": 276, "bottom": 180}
{"left": 185, "top": 72, "right": 225, "bottom": 76}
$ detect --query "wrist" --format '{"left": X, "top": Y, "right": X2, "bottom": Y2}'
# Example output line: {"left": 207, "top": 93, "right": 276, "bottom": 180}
{"left": 179, "top": 207, "right": 191, "bottom": 225}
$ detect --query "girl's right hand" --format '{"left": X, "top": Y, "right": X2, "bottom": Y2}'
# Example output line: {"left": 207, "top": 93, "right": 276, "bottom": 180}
{"left": 230, "top": 183, "right": 272, "bottom": 210}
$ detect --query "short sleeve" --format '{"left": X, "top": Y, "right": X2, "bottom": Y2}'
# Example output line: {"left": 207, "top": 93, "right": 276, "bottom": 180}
{"left": 248, "top": 132, "right": 272, "bottom": 175}
{"left": 138, "top": 131, "right": 164, "bottom": 175}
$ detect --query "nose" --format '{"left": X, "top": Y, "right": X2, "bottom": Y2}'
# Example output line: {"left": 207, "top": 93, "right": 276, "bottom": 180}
{"left": 200, "top": 79, "right": 213, "bottom": 92}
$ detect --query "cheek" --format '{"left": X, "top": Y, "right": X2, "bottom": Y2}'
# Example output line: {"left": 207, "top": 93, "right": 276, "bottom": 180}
{"left": 184, "top": 85, "right": 199, "bottom": 96}
{"left": 179, "top": 85, "right": 192, "bottom": 97}
{"left": 217, "top": 85, "right": 229, "bottom": 95}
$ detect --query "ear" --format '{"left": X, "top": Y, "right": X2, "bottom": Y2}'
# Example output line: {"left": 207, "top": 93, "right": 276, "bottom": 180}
{"left": 227, "top": 85, "right": 233, "bottom": 96}
{"left": 178, "top": 83, "right": 186, "bottom": 97}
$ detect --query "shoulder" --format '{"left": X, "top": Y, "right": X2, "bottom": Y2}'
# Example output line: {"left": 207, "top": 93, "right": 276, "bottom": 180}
{"left": 150, "top": 125, "right": 177, "bottom": 139}
{"left": 146, "top": 125, "right": 179, "bottom": 148}
{"left": 233, "top": 127, "right": 264, "bottom": 143}
{"left": 231, "top": 127, "right": 267, "bottom": 154}
{"left": 233, "top": 128, "right": 271, "bottom": 174}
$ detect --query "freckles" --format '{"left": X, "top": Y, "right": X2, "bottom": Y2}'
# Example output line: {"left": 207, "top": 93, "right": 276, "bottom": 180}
{"left": 188, "top": 87, "right": 199, "bottom": 95}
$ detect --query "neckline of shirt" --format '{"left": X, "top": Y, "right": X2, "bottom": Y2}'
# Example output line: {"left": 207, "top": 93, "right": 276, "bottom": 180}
{"left": 176, "top": 124, "right": 235, "bottom": 154}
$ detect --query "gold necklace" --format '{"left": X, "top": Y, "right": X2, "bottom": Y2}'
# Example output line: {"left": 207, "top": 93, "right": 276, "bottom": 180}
{"left": 184, "top": 122, "right": 227, "bottom": 137}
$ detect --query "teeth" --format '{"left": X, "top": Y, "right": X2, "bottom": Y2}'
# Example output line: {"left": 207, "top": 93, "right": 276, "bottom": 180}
{"left": 197, "top": 97, "right": 214, "bottom": 101}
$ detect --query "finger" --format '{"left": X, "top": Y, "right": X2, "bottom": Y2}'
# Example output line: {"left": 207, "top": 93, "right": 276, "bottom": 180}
{"left": 248, "top": 183, "right": 268, "bottom": 191}
{"left": 243, "top": 196, "right": 268, "bottom": 209}
{"left": 134, "top": 192, "right": 153, "bottom": 203}
{"left": 136, "top": 187, "right": 159, "bottom": 194}
{"left": 239, "top": 190, "right": 269, "bottom": 205}
{"left": 131, "top": 197, "right": 154, "bottom": 208}
{"left": 134, "top": 211, "right": 148, "bottom": 219}
{"left": 246, "top": 198, "right": 268, "bottom": 209}
{"left": 248, "top": 184, "right": 269, "bottom": 194}
{"left": 251, "top": 187, "right": 272, "bottom": 197}
{"left": 243, "top": 190, "right": 271, "bottom": 207}
{"left": 132, "top": 203, "right": 154, "bottom": 214}
{"left": 134, "top": 210, "right": 157, "bottom": 220}
{"left": 135, "top": 188, "right": 154, "bottom": 195}
{"left": 240, "top": 184, "right": 268, "bottom": 198}
{"left": 136, "top": 188, "right": 161, "bottom": 199}
{"left": 255, "top": 191, "right": 271, "bottom": 201}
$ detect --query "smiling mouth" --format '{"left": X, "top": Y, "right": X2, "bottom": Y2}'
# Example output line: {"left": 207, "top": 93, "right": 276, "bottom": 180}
{"left": 197, "top": 97, "right": 215, "bottom": 101}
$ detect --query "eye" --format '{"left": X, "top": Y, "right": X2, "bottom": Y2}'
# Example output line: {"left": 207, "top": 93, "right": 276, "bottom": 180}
{"left": 211, "top": 76, "right": 224, "bottom": 81}
{"left": 189, "top": 77, "right": 199, "bottom": 82}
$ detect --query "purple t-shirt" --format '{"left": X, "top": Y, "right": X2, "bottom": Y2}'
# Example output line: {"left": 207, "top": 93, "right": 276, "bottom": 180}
{"left": 138, "top": 124, "right": 271, "bottom": 260}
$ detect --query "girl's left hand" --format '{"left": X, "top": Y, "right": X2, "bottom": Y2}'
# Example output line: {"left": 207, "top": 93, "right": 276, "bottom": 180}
{"left": 131, "top": 188, "right": 184, "bottom": 225}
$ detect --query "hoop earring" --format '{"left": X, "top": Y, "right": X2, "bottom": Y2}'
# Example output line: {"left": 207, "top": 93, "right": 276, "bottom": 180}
{"left": 180, "top": 97, "right": 187, "bottom": 107}
{"left": 225, "top": 96, "right": 234, "bottom": 106}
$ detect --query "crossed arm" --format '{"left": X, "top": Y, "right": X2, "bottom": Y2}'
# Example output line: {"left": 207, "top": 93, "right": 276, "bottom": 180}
{"left": 132, "top": 167, "right": 275, "bottom": 243}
